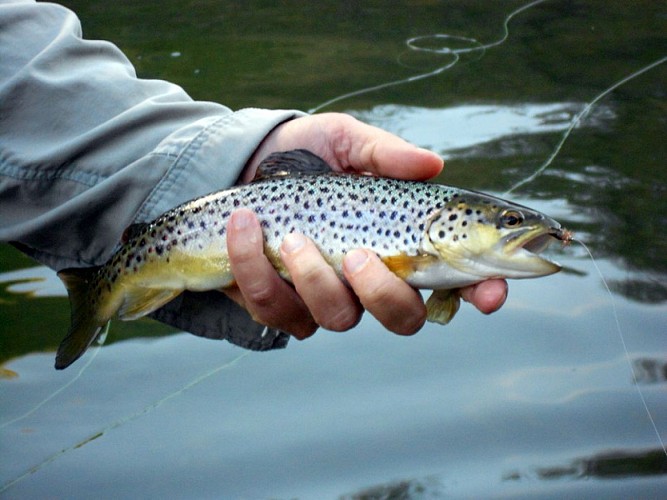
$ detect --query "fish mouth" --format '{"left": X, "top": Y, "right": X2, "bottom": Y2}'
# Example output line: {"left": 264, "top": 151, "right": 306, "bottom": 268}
{"left": 500, "top": 226, "right": 565, "bottom": 276}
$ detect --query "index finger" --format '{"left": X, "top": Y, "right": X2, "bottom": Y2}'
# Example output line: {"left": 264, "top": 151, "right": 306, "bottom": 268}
{"left": 334, "top": 116, "right": 444, "bottom": 180}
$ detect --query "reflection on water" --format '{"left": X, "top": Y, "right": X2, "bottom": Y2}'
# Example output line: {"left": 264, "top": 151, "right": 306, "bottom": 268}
{"left": 354, "top": 102, "right": 613, "bottom": 158}
{"left": 2, "top": 0, "right": 666, "bottom": 497}
{"left": 0, "top": 266, "right": 65, "bottom": 298}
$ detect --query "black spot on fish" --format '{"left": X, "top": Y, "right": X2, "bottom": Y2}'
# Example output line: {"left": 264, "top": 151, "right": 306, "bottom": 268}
{"left": 200, "top": 221, "right": 207, "bottom": 230}
{"left": 438, "top": 230, "right": 445, "bottom": 238}
{"left": 393, "top": 230, "right": 400, "bottom": 238}
{"left": 465, "top": 208, "right": 473, "bottom": 215}
{"left": 449, "top": 214, "right": 458, "bottom": 221}
{"left": 308, "top": 215, "right": 316, "bottom": 223}
{"left": 462, "top": 221, "right": 468, "bottom": 227}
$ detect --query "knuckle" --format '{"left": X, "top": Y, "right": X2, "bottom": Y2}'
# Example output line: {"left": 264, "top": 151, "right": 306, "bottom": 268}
{"left": 244, "top": 283, "right": 278, "bottom": 310}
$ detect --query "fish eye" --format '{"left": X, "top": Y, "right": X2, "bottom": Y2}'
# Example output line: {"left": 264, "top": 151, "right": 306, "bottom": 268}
{"left": 501, "top": 210, "right": 524, "bottom": 228}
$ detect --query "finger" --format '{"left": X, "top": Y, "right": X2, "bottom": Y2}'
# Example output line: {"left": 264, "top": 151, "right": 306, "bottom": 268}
{"left": 343, "top": 249, "right": 426, "bottom": 335}
{"left": 243, "top": 113, "right": 444, "bottom": 183}
{"left": 281, "top": 233, "right": 363, "bottom": 332}
{"left": 459, "top": 279, "right": 508, "bottom": 314}
{"left": 226, "top": 209, "right": 318, "bottom": 338}
{"left": 326, "top": 114, "right": 444, "bottom": 180}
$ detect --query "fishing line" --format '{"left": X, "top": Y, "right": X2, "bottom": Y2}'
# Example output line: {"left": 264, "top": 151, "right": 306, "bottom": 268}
{"left": 498, "top": 55, "right": 667, "bottom": 455}
{"left": 574, "top": 240, "right": 667, "bottom": 457}
{"left": 503, "top": 55, "right": 667, "bottom": 196}
{"left": 0, "top": 350, "right": 251, "bottom": 494}
{"left": 0, "top": 325, "right": 109, "bottom": 431}
{"left": 309, "top": 0, "right": 549, "bottom": 113}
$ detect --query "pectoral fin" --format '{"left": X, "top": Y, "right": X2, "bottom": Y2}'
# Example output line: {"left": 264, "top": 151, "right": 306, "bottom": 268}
{"left": 118, "top": 288, "right": 182, "bottom": 321}
{"left": 425, "top": 289, "right": 460, "bottom": 325}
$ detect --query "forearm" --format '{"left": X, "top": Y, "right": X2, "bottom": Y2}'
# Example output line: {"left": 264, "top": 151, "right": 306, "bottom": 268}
{"left": 0, "top": 0, "right": 302, "bottom": 351}
{"left": 0, "top": 1, "right": 304, "bottom": 270}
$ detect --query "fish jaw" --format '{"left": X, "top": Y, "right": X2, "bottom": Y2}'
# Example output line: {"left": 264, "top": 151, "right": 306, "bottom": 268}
{"left": 490, "top": 226, "right": 563, "bottom": 279}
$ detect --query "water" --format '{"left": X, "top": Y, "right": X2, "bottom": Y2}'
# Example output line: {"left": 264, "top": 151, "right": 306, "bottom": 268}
{"left": 1, "top": 0, "right": 666, "bottom": 497}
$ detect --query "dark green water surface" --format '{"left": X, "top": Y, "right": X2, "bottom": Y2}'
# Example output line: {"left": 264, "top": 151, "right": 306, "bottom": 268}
{"left": 1, "top": 1, "right": 666, "bottom": 497}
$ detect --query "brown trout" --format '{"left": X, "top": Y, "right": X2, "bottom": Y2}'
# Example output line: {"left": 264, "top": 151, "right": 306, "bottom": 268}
{"left": 56, "top": 149, "right": 570, "bottom": 369}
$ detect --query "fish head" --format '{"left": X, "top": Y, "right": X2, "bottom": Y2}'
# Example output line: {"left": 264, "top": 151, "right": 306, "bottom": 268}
{"left": 421, "top": 191, "right": 568, "bottom": 280}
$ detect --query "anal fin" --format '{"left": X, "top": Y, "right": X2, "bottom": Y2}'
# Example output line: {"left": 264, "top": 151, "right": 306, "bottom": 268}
{"left": 426, "top": 289, "right": 461, "bottom": 325}
{"left": 118, "top": 288, "right": 182, "bottom": 321}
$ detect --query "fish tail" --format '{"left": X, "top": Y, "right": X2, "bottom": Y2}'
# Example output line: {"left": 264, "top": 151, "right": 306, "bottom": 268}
{"left": 56, "top": 266, "right": 108, "bottom": 370}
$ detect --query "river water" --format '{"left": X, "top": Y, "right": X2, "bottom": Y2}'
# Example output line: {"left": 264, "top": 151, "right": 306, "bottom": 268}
{"left": 1, "top": 1, "right": 665, "bottom": 497}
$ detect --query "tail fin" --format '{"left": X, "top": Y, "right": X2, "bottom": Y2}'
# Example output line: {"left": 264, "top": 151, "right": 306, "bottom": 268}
{"left": 56, "top": 266, "right": 107, "bottom": 370}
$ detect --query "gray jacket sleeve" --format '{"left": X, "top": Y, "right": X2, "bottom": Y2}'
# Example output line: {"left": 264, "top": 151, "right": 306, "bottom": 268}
{"left": 0, "top": 0, "right": 305, "bottom": 350}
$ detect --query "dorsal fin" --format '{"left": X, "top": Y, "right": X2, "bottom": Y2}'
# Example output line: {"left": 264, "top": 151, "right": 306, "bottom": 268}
{"left": 252, "top": 149, "right": 333, "bottom": 182}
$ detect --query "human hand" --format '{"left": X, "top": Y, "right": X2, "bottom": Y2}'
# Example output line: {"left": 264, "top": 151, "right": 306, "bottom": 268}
{"left": 224, "top": 113, "right": 508, "bottom": 339}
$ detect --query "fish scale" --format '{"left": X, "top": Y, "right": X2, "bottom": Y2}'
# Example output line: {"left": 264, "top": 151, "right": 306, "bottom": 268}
{"left": 54, "top": 149, "right": 570, "bottom": 370}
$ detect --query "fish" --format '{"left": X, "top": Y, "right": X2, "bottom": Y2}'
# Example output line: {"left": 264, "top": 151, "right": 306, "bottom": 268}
{"left": 55, "top": 149, "right": 571, "bottom": 369}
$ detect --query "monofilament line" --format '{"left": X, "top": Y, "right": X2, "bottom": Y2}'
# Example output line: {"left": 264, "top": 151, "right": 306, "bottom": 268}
{"left": 0, "top": 350, "right": 251, "bottom": 494}
{"left": 0, "top": 325, "right": 109, "bottom": 430}
{"left": 503, "top": 56, "right": 667, "bottom": 196}
{"left": 309, "top": 0, "right": 549, "bottom": 113}
{"left": 575, "top": 240, "right": 666, "bottom": 457}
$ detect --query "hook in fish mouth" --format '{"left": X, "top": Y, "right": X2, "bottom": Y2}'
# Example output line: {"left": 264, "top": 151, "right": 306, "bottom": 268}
{"left": 549, "top": 227, "right": 574, "bottom": 246}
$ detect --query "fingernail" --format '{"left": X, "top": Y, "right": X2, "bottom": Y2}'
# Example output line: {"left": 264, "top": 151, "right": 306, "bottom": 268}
{"left": 344, "top": 249, "right": 369, "bottom": 274}
{"left": 282, "top": 233, "right": 306, "bottom": 254}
